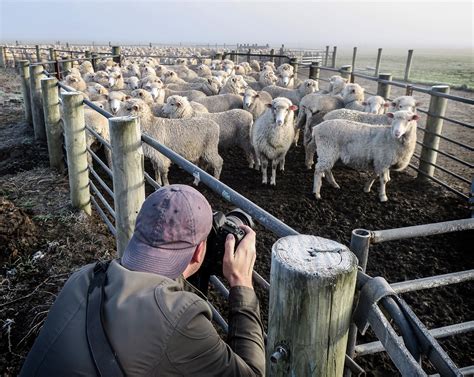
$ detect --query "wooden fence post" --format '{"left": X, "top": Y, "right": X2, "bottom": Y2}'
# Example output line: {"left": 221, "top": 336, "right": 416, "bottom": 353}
{"left": 62, "top": 91, "right": 91, "bottom": 215}
{"left": 351, "top": 47, "right": 358, "bottom": 72}
{"left": 377, "top": 73, "right": 392, "bottom": 100}
{"left": 91, "top": 53, "right": 99, "bottom": 72}
{"left": 41, "top": 77, "right": 65, "bottom": 172}
{"left": 35, "top": 45, "right": 41, "bottom": 62}
{"left": 0, "top": 46, "right": 5, "bottom": 68}
{"left": 331, "top": 46, "right": 337, "bottom": 68}
{"left": 49, "top": 47, "right": 57, "bottom": 61}
{"left": 417, "top": 85, "right": 450, "bottom": 182}
{"left": 289, "top": 57, "right": 298, "bottom": 80}
{"left": 29, "top": 64, "right": 46, "bottom": 140}
{"left": 111, "top": 45, "right": 121, "bottom": 66}
{"left": 374, "top": 48, "right": 383, "bottom": 77}
{"left": 109, "top": 116, "right": 145, "bottom": 256}
{"left": 340, "top": 65, "right": 352, "bottom": 82}
{"left": 270, "top": 48, "right": 275, "bottom": 63}
{"left": 309, "top": 61, "right": 320, "bottom": 84}
{"left": 247, "top": 48, "right": 251, "bottom": 63}
{"left": 404, "top": 49, "right": 414, "bottom": 82}
{"left": 62, "top": 59, "right": 72, "bottom": 75}
{"left": 324, "top": 45, "right": 329, "bottom": 66}
{"left": 267, "top": 235, "right": 358, "bottom": 377}
{"left": 18, "top": 60, "right": 33, "bottom": 125}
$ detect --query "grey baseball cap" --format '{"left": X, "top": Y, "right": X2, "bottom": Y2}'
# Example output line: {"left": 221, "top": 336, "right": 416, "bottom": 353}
{"left": 122, "top": 184, "right": 213, "bottom": 279}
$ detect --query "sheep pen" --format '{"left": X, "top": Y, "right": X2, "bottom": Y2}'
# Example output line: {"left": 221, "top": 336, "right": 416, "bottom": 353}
{"left": 0, "top": 48, "right": 472, "bottom": 377}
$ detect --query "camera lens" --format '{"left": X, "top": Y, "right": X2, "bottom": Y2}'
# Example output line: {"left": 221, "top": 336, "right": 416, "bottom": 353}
{"left": 225, "top": 209, "right": 254, "bottom": 229}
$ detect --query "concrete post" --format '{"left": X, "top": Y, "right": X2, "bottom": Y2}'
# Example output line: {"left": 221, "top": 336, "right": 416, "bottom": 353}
{"left": 309, "top": 61, "right": 320, "bottom": 83}
{"left": 324, "top": 45, "right": 329, "bottom": 66}
{"left": 111, "top": 45, "right": 121, "bottom": 66}
{"left": 267, "top": 235, "right": 358, "bottom": 377}
{"left": 417, "top": 85, "right": 450, "bottom": 181}
{"left": 351, "top": 47, "right": 358, "bottom": 72}
{"left": 247, "top": 48, "right": 251, "bottom": 63}
{"left": 376, "top": 73, "right": 393, "bottom": 100}
{"left": 270, "top": 48, "right": 275, "bottom": 63}
{"left": 374, "top": 48, "right": 383, "bottom": 77}
{"left": 332, "top": 46, "right": 337, "bottom": 68}
{"left": 29, "top": 64, "right": 46, "bottom": 140}
{"left": 340, "top": 65, "right": 352, "bottom": 82}
{"left": 289, "top": 57, "right": 298, "bottom": 80}
{"left": 404, "top": 49, "right": 414, "bottom": 82}
{"left": 109, "top": 116, "right": 145, "bottom": 256}
{"left": 18, "top": 60, "right": 33, "bottom": 125}
{"left": 62, "top": 91, "right": 91, "bottom": 215}
{"left": 35, "top": 45, "right": 41, "bottom": 62}
{"left": 41, "top": 77, "right": 65, "bottom": 172}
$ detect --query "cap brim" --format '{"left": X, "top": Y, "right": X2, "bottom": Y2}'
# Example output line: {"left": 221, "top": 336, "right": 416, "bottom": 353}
{"left": 122, "top": 234, "right": 196, "bottom": 279}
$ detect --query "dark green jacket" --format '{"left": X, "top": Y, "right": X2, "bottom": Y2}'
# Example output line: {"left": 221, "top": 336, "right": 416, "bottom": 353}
{"left": 19, "top": 260, "right": 265, "bottom": 376}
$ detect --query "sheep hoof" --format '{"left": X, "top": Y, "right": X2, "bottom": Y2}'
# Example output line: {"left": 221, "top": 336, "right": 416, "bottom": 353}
{"left": 270, "top": 180, "right": 276, "bottom": 186}
{"left": 314, "top": 193, "right": 321, "bottom": 200}
{"left": 379, "top": 195, "right": 388, "bottom": 202}
{"left": 364, "top": 188, "right": 371, "bottom": 193}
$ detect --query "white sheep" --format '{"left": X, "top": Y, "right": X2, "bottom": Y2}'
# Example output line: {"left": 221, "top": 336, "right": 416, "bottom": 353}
{"left": 276, "top": 63, "right": 295, "bottom": 87}
{"left": 84, "top": 108, "right": 111, "bottom": 168}
{"left": 106, "top": 91, "right": 130, "bottom": 115}
{"left": 163, "top": 95, "right": 256, "bottom": 168}
{"left": 262, "top": 79, "right": 319, "bottom": 105}
{"left": 363, "top": 95, "right": 388, "bottom": 114}
{"left": 323, "top": 108, "right": 392, "bottom": 125}
{"left": 85, "top": 83, "right": 109, "bottom": 101}
{"left": 194, "top": 94, "right": 243, "bottom": 113}
{"left": 252, "top": 97, "right": 298, "bottom": 185}
{"left": 389, "top": 96, "right": 421, "bottom": 113}
{"left": 341, "top": 83, "right": 365, "bottom": 111}
{"left": 117, "top": 98, "right": 223, "bottom": 186}
{"left": 219, "top": 75, "right": 248, "bottom": 95}
{"left": 108, "top": 71, "right": 125, "bottom": 90}
{"left": 243, "top": 88, "right": 272, "bottom": 121}
{"left": 310, "top": 111, "right": 419, "bottom": 202}
{"left": 63, "top": 74, "right": 87, "bottom": 92}
{"left": 124, "top": 76, "right": 140, "bottom": 90}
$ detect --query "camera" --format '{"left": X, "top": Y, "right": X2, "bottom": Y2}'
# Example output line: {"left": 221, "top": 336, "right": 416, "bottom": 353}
{"left": 188, "top": 209, "right": 254, "bottom": 294}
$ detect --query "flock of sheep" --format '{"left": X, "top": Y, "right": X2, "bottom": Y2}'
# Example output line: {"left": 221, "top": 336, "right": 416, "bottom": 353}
{"left": 60, "top": 54, "right": 421, "bottom": 202}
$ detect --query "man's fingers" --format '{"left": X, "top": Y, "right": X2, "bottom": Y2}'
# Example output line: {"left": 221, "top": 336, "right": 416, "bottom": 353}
{"left": 224, "top": 234, "right": 235, "bottom": 261}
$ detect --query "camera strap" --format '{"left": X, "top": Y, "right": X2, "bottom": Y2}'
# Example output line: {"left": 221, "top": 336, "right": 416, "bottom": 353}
{"left": 86, "top": 261, "right": 125, "bottom": 377}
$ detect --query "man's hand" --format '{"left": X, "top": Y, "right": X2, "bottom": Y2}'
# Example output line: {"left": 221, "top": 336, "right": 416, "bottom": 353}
{"left": 223, "top": 225, "right": 256, "bottom": 288}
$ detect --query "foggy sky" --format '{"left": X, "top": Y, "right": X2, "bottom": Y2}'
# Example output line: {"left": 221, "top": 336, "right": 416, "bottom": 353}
{"left": 0, "top": 1, "right": 472, "bottom": 49}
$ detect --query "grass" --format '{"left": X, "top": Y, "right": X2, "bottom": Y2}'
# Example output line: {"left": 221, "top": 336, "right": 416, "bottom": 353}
{"left": 335, "top": 48, "right": 473, "bottom": 90}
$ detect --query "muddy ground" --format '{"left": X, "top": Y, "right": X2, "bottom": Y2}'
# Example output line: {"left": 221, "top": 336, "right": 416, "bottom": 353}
{"left": 0, "top": 66, "right": 472, "bottom": 376}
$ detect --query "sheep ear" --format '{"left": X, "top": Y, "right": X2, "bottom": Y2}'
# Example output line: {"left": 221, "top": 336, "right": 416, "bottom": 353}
{"left": 255, "top": 93, "right": 260, "bottom": 98}
{"left": 362, "top": 101, "right": 368, "bottom": 106}
{"left": 103, "top": 94, "right": 108, "bottom": 99}
{"left": 266, "top": 103, "right": 272, "bottom": 108}
{"left": 125, "top": 95, "right": 131, "bottom": 100}
{"left": 132, "top": 105, "right": 139, "bottom": 111}
{"left": 386, "top": 112, "right": 394, "bottom": 118}
{"left": 411, "top": 114, "right": 420, "bottom": 121}
{"left": 208, "top": 78, "right": 213, "bottom": 84}
{"left": 391, "top": 101, "right": 397, "bottom": 107}
{"left": 289, "top": 105, "right": 298, "bottom": 111}
{"left": 176, "top": 101, "right": 182, "bottom": 107}
{"left": 383, "top": 102, "right": 390, "bottom": 107}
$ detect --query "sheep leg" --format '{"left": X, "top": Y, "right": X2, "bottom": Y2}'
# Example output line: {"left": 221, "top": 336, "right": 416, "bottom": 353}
{"left": 385, "top": 170, "right": 391, "bottom": 182}
{"left": 104, "top": 148, "right": 113, "bottom": 169}
{"left": 253, "top": 149, "right": 261, "bottom": 171}
{"left": 313, "top": 169, "right": 324, "bottom": 199}
{"left": 364, "top": 173, "right": 377, "bottom": 193}
{"left": 293, "top": 128, "right": 300, "bottom": 147}
{"left": 305, "top": 139, "right": 317, "bottom": 169}
{"left": 378, "top": 170, "right": 389, "bottom": 202}
{"left": 325, "top": 170, "right": 340, "bottom": 189}
{"left": 279, "top": 157, "right": 285, "bottom": 172}
{"left": 261, "top": 158, "right": 268, "bottom": 185}
{"left": 270, "top": 159, "right": 278, "bottom": 186}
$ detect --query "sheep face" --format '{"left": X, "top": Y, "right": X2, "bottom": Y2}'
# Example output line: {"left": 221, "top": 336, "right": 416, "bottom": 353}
{"left": 342, "top": 83, "right": 364, "bottom": 103}
{"left": 391, "top": 96, "right": 420, "bottom": 113}
{"left": 205, "top": 77, "right": 222, "bottom": 95}
{"left": 303, "top": 79, "right": 319, "bottom": 94}
{"left": 363, "top": 96, "right": 388, "bottom": 114}
{"left": 268, "top": 98, "right": 298, "bottom": 127}
{"left": 162, "top": 95, "right": 188, "bottom": 117}
{"left": 145, "top": 82, "right": 164, "bottom": 100}
{"left": 108, "top": 92, "right": 129, "bottom": 115}
{"left": 387, "top": 111, "right": 419, "bottom": 139}
{"left": 108, "top": 73, "right": 122, "bottom": 88}
{"left": 229, "top": 75, "right": 248, "bottom": 92}
{"left": 328, "top": 75, "right": 347, "bottom": 94}
{"left": 197, "top": 64, "right": 211, "bottom": 77}
{"left": 118, "top": 98, "right": 147, "bottom": 118}
{"left": 210, "top": 60, "right": 222, "bottom": 70}
{"left": 131, "top": 89, "right": 152, "bottom": 103}
{"left": 244, "top": 89, "right": 258, "bottom": 108}
{"left": 126, "top": 76, "right": 140, "bottom": 90}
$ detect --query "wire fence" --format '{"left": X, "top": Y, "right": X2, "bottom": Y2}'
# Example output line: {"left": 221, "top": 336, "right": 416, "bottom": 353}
{"left": 4, "top": 46, "right": 473, "bottom": 376}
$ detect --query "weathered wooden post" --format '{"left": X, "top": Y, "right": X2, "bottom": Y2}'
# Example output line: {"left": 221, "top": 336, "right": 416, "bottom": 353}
{"left": 62, "top": 59, "right": 72, "bottom": 75}
{"left": 41, "top": 77, "right": 65, "bottom": 172}
{"left": 18, "top": 60, "right": 33, "bottom": 125}
{"left": 109, "top": 116, "right": 145, "bottom": 256}
{"left": 324, "top": 45, "right": 329, "bottom": 66}
{"left": 374, "top": 48, "right": 383, "bottom": 77}
{"left": 377, "top": 73, "right": 392, "bottom": 100}
{"left": 270, "top": 48, "right": 275, "bottom": 63}
{"left": 340, "top": 65, "right": 352, "bottom": 82}
{"left": 49, "top": 47, "right": 57, "bottom": 61}
{"left": 417, "top": 85, "right": 450, "bottom": 182}
{"left": 331, "top": 46, "right": 337, "bottom": 68}
{"left": 215, "top": 52, "right": 223, "bottom": 60}
{"left": 85, "top": 50, "right": 91, "bottom": 60}
{"left": 404, "top": 49, "right": 414, "bottom": 82}
{"left": 247, "top": 48, "right": 251, "bottom": 63}
{"left": 230, "top": 50, "right": 236, "bottom": 63}
{"left": 91, "top": 53, "right": 99, "bottom": 72}
{"left": 351, "top": 47, "right": 357, "bottom": 72}
{"left": 35, "top": 45, "right": 41, "bottom": 62}
{"left": 267, "top": 235, "right": 358, "bottom": 377}
{"left": 111, "top": 45, "right": 121, "bottom": 66}
{"left": 309, "top": 61, "right": 320, "bottom": 84}
{"left": 62, "top": 91, "right": 91, "bottom": 215}
{"left": 289, "top": 57, "right": 298, "bottom": 80}
{"left": 0, "top": 46, "right": 5, "bottom": 68}
{"left": 29, "top": 64, "right": 46, "bottom": 140}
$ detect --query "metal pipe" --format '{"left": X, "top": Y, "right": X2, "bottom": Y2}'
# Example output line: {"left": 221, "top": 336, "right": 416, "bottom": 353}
{"left": 355, "top": 321, "right": 474, "bottom": 356}
{"left": 144, "top": 171, "right": 161, "bottom": 190}
{"left": 83, "top": 98, "right": 113, "bottom": 119}
{"left": 86, "top": 146, "right": 113, "bottom": 178}
{"left": 89, "top": 180, "right": 116, "bottom": 219}
{"left": 89, "top": 166, "right": 114, "bottom": 199}
{"left": 209, "top": 275, "right": 229, "bottom": 299}
{"left": 91, "top": 196, "right": 117, "bottom": 236}
{"left": 371, "top": 218, "right": 473, "bottom": 243}
{"left": 416, "top": 126, "right": 474, "bottom": 151}
{"left": 391, "top": 269, "right": 474, "bottom": 293}
{"left": 141, "top": 133, "right": 299, "bottom": 238}
{"left": 429, "top": 365, "right": 474, "bottom": 377}
{"left": 413, "top": 153, "right": 470, "bottom": 184}
{"left": 85, "top": 125, "right": 111, "bottom": 149}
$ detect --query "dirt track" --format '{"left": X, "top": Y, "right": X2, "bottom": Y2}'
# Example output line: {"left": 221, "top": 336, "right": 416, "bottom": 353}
{"left": 0, "top": 67, "right": 472, "bottom": 376}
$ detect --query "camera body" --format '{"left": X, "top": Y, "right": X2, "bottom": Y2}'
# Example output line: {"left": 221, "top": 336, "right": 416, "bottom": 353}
{"left": 189, "top": 208, "right": 253, "bottom": 294}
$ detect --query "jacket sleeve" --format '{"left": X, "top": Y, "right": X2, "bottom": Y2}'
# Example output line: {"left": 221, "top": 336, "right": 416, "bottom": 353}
{"left": 163, "top": 286, "right": 265, "bottom": 376}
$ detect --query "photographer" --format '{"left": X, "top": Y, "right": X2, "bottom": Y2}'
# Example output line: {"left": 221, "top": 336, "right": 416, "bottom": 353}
{"left": 20, "top": 185, "right": 265, "bottom": 376}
